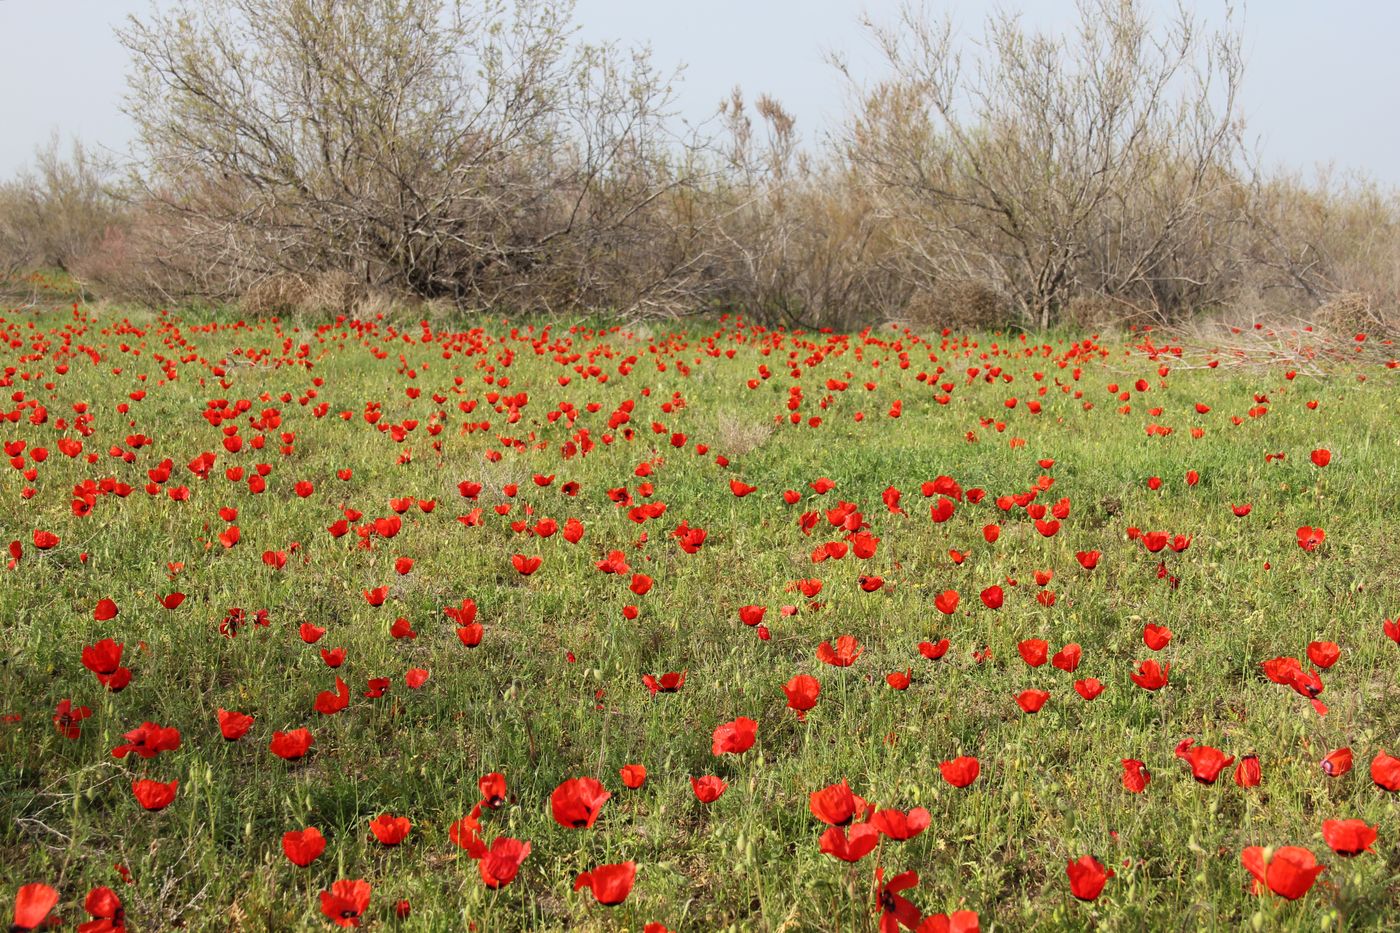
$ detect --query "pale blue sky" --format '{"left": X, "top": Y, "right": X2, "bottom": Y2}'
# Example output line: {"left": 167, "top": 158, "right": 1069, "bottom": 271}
{"left": 0, "top": 0, "right": 1395, "bottom": 184}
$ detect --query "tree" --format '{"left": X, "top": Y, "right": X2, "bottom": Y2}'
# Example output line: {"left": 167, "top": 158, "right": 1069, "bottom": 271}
{"left": 117, "top": 0, "right": 694, "bottom": 311}
{"left": 839, "top": 0, "right": 1248, "bottom": 327}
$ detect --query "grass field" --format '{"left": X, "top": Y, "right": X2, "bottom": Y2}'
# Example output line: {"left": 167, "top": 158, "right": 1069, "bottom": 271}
{"left": 2, "top": 297, "right": 1399, "bottom": 931}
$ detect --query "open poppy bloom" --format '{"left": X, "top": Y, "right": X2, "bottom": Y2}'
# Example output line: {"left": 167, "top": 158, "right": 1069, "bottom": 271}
{"left": 111, "top": 721, "right": 182, "bottom": 759}
{"left": 132, "top": 778, "right": 178, "bottom": 811}
{"left": 550, "top": 777, "right": 611, "bottom": 828}
{"left": 319, "top": 879, "right": 371, "bottom": 928}
{"left": 679, "top": 770, "right": 725, "bottom": 803}
{"left": 478, "top": 836, "right": 531, "bottom": 888}
{"left": 80, "top": 885, "right": 124, "bottom": 931}
{"left": 642, "top": 671, "right": 686, "bottom": 694}
{"left": 1240, "top": 846, "right": 1324, "bottom": 899}
{"left": 810, "top": 779, "right": 872, "bottom": 826}
{"left": 217, "top": 708, "right": 254, "bottom": 741}
{"left": 1066, "top": 855, "right": 1112, "bottom": 901}
{"left": 1321, "top": 819, "right": 1377, "bottom": 856}
{"left": 619, "top": 764, "right": 647, "bottom": 789}
{"left": 939, "top": 756, "right": 980, "bottom": 788}
{"left": 1234, "top": 754, "right": 1261, "bottom": 788}
{"left": 817, "top": 635, "right": 863, "bottom": 667}
{"left": 916, "top": 910, "right": 981, "bottom": 932}
{"left": 574, "top": 861, "right": 636, "bottom": 906}
{"left": 711, "top": 716, "right": 757, "bottom": 755}
{"left": 369, "top": 814, "right": 411, "bottom": 845}
{"left": 1370, "top": 750, "right": 1400, "bottom": 791}
{"left": 1175, "top": 739, "right": 1234, "bottom": 784}
{"left": 820, "top": 822, "right": 880, "bottom": 862}
{"left": 53, "top": 699, "right": 93, "bottom": 739}
{"left": 1321, "top": 747, "right": 1353, "bottom": 777}
{"left": 870, "top": 806, "right": 930, "bottom": 841}
{"left": 1130, "top": 660, "right": 1169, "bottom": 691}
{"left": 874, "top": 868, "right": 922, "bottom": 933}
{"left": 10, "top": 884, "right": 59, "bottom": 932}
{"left": 269, "top": 728, "right": 315, "bottom": 760}
{"left": 1015, "top": 689, "right": 1050, "bottom": 713}
{"left": 1121, "top": 759, "right": 1150, "bottom": 793}
{"left": 784, "top": 674, "right": 820, "bottom": 718}
{"left": 282, "top": 827, "right": 327, "bottom": 866}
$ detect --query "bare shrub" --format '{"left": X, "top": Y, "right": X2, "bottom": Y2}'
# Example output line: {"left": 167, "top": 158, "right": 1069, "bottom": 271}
{"left": 838, "top": 0, "right": 1248, "bottom": 328}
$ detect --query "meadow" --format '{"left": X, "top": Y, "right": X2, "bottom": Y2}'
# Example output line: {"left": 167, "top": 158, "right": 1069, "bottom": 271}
{"left": 2, "top": 295, "right": 1399, "bottom": 931}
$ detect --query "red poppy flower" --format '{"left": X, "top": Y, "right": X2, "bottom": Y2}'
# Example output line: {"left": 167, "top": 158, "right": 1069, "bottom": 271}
{"left": 1073, "top": 678, "right": 1105, "bottom": 700}
{"left": 918, "top": 639, "right": 950, "bottom": 660}
{"left": 874, "top": 868, "right": 922, "bottom": 933}
{"left": 299, "top": 622, "right": 326, "bottom": 643}
{"left": 319, "top": 879, "right": 371, "bottom": 928}
{"left": 1175, "top": 739, "right": 1234, "bottom": 784}
{"left": 916, "top": 910, "right": 981, "bottom": 933}
{"left": 1310, "top": 448, "right": 1331, "bottom": 467}
{"left": 642, "top": 671, "right": 686, "bottom": 695}
{"left": 476, "top": 772, "right": 507, "bottom": 809}
{"left": 212, "top": 708, "right": 254, "bottom": 742}
{"left": 314, "top": 677, "right": 350, "bottom": 715}
{"left": 405, "top": 668, "right": 430, "bottom": 688}
{"left": 478, "top": 836, "right": 531, "bottom": 888}
{"left": 11, "top": 884, "right": 59, "bottom": 932}
{"left": 1017, "top": 639, "right": 1048, "bottom": 668}
{"left": 1306, "top": 641, "right": 1340, "bottom": 668}
{"left": 690, "top": 775, "right": 728, "bottom": 803}
{"left": 1066, "top": 855, "right": 1112, "bottom": 901}
{"left": 574, "top": 861, "right": 636, "bottom": 906}
{"left": 620, "top": 764, "right": 647, "bottom": 789}
{"left": 1321, "top": 819, "right": 1377, "bottom": 856}
{"left": 939, "top": 756, "right": 980, "bottom": 788}
{"left": 817, "top": 636, "right": 863, "bottom": 667}
{"left": 132, "top": 778, "right": 178, "bottom": 811}
{"left": 809, "top": 779, "right": 871, "bottom": 826}
{"left": 1051, "top": 643, "right": 1081, "bottom": 672}
{"left": 53, "top": 699, "right": 93, "bottom": 739}
{"left": 1234, "top": 754, "right": 1262, "bottom": 788}
{"left": 870, "top": 806, "right": 930, "bottom": 841}
{"left": 934, "top": 589, "right": 960, "bottom": 615}
{"left": 282, "top": 827, "right": 327, "bottom": 866}
{"left": 1130, "top": 660, "right": 1170, "bottom": 691}
{"left": 819, "top": 822, "right": 880, "bottom": 862}
{"left": 449, "top": 810, "right": 486, "bottom": 856}
{"left": 269, "top": 728, "right": 315, "bottom": 760}
{"left": 711, "top": 716, "right": 757, "bottom": 755}
{"left": 1240, "top": 846, "right": 1323, "bottom": 900}
{"left": 1015, "top": 689, "right": 1049, "bottom": 713}
{"left": 1121, "top": 759, "right": 1150, "bottom": 793}
{"left": 80, "top": 885, "right": 124, "bottom": 931}
{"left": 369, "top": 813, "right": 411, "bottom": 845}
{"left": 550, "top": 777, "right": 611, "bottom": 828}
{"left": 1371, "top": 750, "right": 1400, "bottom": 791}
{"left": 1321, "top": 747, "right": 1353, "bottom": 777}
{"left": 111, "top": 722, "right": 181, "bottom": 759}
{"left": 738, "top": 605, "right": 767, "bottom": 627}
{"left": 1142, "top": 624, "right": 1172, "bottom": 650}
{"left": 511, "top": 554, "right": 542, "bottom": 575}
{"left": 1296, "top": 526, "right": 1325, "bottom": 552}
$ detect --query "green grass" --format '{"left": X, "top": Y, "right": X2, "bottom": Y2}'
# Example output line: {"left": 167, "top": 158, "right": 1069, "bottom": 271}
{"left": 1, "top": 303, "right": 1398, "bottom": 931}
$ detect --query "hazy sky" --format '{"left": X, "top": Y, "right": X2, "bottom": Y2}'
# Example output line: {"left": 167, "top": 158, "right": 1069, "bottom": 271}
{"left": 1, "top": 0, "right": 1396, "bottom": 184}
